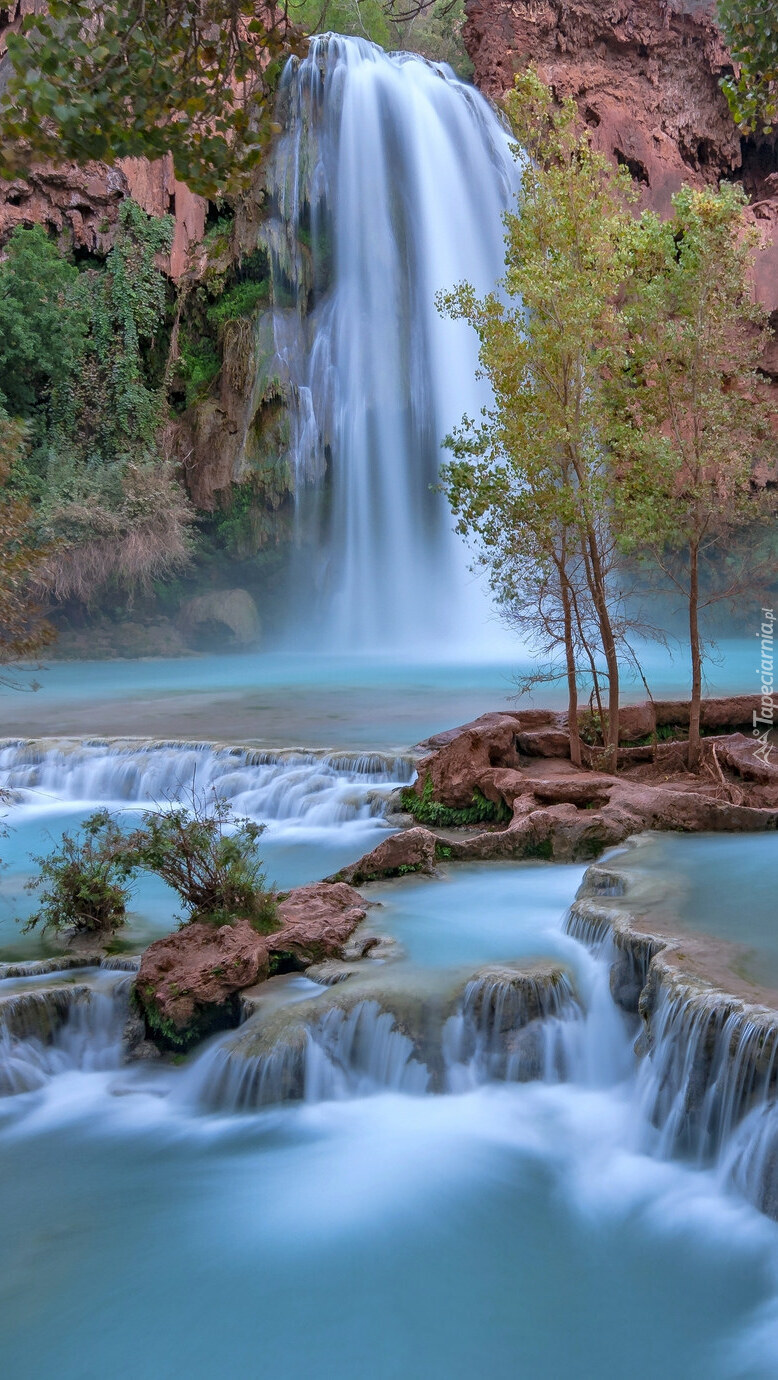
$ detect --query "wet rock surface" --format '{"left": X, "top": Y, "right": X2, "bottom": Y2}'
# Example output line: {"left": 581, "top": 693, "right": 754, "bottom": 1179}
{"left": 330, "top": 827, "right": 439, "bottom": 885}
{"left": 134, "top": 881, "right": 369, "bottom": 1048}
{"left": 395, "top": 698, "right": 778, "bottom": 866}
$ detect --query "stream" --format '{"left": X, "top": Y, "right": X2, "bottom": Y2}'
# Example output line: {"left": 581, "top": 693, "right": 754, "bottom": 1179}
{"left": 1, "top": 31, "right": 777, "bottom": 1379}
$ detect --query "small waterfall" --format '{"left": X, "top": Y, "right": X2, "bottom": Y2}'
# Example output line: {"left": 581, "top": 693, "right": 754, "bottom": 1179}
{"left": 264, "top": 35, "right": 520, "bottom": 653}
{"left": 0, "top": 738, "right": 413, "bottom": 825}
{"left": 636, "top": 982, "right": 778, "bottom": 1163}
{"left": 443, "top": 966, "right": 581, "bottom": 1090}
{"left": 184, "top": 998, "right": 429, "bottom": 1111}
{"left": 0, "top": 974, "right": 130, "bottom": 1095}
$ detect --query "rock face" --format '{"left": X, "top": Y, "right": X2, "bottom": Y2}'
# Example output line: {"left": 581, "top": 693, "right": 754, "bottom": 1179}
{"left": 465, "top": 0, "right": 739, "bottom": 216}
{"left": 394, "top": 698, "right": 778, "bottom": 864}
{"left": 134, "top": 880, "right": 368, "bottom": 1048}
{"left": 135, "top": 918, "right": 271, "bottom": 1047}
{"left": 0, "top": 5, "right": 208, "bottom": 277}
{"left": 177, "top": 588, "right": 262, "bottom": 650}
{"left": 274, "top": 882, "right": 369, "bottom": 966}
{"left": 331, "top": 827, "right": 439, "bottom": 885}
{"left": 463, "top": 0, "right": 778, "bottom": 392}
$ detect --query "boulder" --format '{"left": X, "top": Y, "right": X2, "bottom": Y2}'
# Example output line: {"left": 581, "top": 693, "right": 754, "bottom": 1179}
{"left": 135, "top": 918, "right": 271, "bottom": 1049}
{"left": 331, "top": 828, "right": 438, "bottom": 885}
{"left": 134, "top": 880, "right": 370, "bottom": 1049}
{"left": 515, "top": 726, "right": 571, "bottom": 758}
{"left": 413, "top": 714, "right": 523, "bottom": 808}
{"left": 273, "top": 882, "right": 368, "bottom": 966}
{"left": 715, "top": 733, "right": 778, "bottom": 786}
{"left": 178, "top": 588, "right": 261, "bottom": 650}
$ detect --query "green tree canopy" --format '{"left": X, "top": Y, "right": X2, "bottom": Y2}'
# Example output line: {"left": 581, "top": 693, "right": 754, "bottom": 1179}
{"left": 611, "top": 183, "right": 775, "bottom": 769}
{"left": 718, "top": 0, "right": 778, "bottom": 132}
{"left": 0, "top": 0, "right": 299, "bottom": 196}
{"left": 437, "top": 70, "right": 639, "bottom": 765}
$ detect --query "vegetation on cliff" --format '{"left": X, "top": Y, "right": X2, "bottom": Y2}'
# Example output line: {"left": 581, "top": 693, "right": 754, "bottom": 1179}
{"left": 0, "top": 203, "right": 193, "bottom": 603}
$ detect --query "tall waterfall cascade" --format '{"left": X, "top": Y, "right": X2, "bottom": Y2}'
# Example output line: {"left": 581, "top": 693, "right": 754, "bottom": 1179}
{"left": 262, "top": 35, "right": 521, "bottom": 654}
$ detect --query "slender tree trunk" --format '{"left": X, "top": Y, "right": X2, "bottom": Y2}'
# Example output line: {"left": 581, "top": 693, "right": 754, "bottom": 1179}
{"left": 560, "top": 574, "right": 582, "bottom": 767}
{"left": 688, "top": 541, "right": 702, "bottom": 772}
{"left": 583, "top": 531, "right": 620, "bottom": 770}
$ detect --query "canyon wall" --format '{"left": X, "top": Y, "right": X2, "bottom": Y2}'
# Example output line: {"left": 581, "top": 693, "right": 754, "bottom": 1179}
{"left": 464, "top": 0, "right": 778, "bottom": 318}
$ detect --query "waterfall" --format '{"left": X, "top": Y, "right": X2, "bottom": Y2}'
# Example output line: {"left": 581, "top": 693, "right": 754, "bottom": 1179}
{"left": 0, "top": 738, "right": 413, "bottom": 827}
{"left": 264, "top": 35, "right": 520, "bottom": 653}
{"left": 0, "top": 973, "right": 130, "bottom": 1095}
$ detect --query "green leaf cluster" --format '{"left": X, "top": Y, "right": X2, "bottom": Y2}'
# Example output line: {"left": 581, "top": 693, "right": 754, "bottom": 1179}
{"left": 0, "top": 0, "right": 298, "bottom": 196}
{"left": 127, "top": 794, "right": 279, "bottom": 931}
{"left": 21, "top": 794, "right": 279, "bottom": 939}
{"left": 718, "top": 0, "right": 778, "bottom": 132}
{"left": 23, "top": 810, "right": 137, "bottom": 937}
{"left": 401, "top": 776, "right": 510, "bottom": 827}
{"left": 0, "top": 206, "right": 194, "bottom": 600}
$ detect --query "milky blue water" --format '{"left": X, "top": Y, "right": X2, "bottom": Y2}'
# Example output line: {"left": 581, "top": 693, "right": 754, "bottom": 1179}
{"left": 5, "top": 635, "right": 761, "bottom": 748}
{"left": 606, "top": 833, "right": 778, "bottom": 990}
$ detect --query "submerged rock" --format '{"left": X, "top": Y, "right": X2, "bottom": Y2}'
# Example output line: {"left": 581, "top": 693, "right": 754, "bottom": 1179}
{"left": 182, "top": 959, "right": 581, "bottom": 1111}
{"left": 178, "top": 588, "right": 261, "bottom": 650}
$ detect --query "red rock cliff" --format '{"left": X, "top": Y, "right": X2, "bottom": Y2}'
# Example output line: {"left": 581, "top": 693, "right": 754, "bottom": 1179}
{"left": 465, "top": 0, "right": 741, "bottom": 215}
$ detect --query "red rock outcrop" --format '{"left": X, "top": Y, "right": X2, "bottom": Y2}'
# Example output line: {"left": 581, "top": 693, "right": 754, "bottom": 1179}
{"left": 396, "top": 698, "right": 778, "bottom": 863}
{"left": 135, "top": 917, "right": 271, "bottom": 1042}
{"left": 274, "top": 881, "right": 368, "bottom": 965}
{"left": 465, "top": 0, "right": 740, "bottom": 216}
{"left": 0, "top": 4, "right": 207, "bottom": 278}
{"left": 331, "top": 827, "right": 439, "bottom": 885}
{"left": 464, "top": 0, "right": 778, "bottom": 380}
{"left": 0, "top": 155, "right": 207, "bottom": 279}
{"left": 134, "top": 879, "right": 368, "bottom": 1046}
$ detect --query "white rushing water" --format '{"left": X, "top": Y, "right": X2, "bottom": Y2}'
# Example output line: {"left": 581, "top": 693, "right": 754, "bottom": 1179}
{"left": 264, "top": 36, "right": 520, "bottom": 654}
{"left": 4, "top": 877, "right": 778, "bottom": 1377}
{"left": 0, "top": 738, "right": 412, "bottom": 827}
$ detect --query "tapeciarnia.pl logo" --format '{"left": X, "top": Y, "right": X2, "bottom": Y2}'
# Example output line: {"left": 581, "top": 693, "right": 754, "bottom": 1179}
{"left": 754, "top": 606, "right": 775, "bottom": 765}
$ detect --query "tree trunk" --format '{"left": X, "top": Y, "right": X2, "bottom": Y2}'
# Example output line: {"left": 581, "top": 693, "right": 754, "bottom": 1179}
{"left": 561, "top": 575, "right": 582, "bottom": 767}
{"left": 688, "top": 541, "right": 702, "bottom": 772}
{"left": 583, "top": 532, "right": 620, "bottom": 770}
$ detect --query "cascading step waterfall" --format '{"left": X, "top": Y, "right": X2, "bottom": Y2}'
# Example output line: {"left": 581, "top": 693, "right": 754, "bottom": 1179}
{"left": 262, "top": 35, "right": 521, "bottom": 654}
{"left": 179, "top": 960, "right": 583, "bottom": 1111}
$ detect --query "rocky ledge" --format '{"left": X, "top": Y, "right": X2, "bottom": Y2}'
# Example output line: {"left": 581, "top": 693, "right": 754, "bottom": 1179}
{"left": 569, "top": 852, "right": 778, "bottom": 1218}
{"left": 346, "top": 697, "right": 778, "bottom": 874}
{"left": 132, "top": 880, "right": 377, "bottom": 1050}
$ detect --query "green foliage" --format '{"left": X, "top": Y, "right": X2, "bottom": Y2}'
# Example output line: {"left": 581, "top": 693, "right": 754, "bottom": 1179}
{"left": 610, "top": 182, "right": 775, "bottom": 766}
{"left": 0, "top": 206, "right": 193, "bottom": 601}
{"left": 288, "top": 0, "right": 392, "bottom": 47}
{"left": 0, "top": 226, "right": 88, "bottom": 421}
{"left": 437, "top": 70, "right": 638, "bottom": 763}
{"left": 22, "top": 811, "right": 135, "bottom": 937}
{"left": 206, "top": 278, "right": 269, "bottom": 328}
{"left": 20, "top": 793, "right": 278, "bottom": 940}
{"left": 177, "top": 334, "right": 223, "bottom": 408}
{"left": 0, "top": 0, "right": 298, "bottom": 196}
{"left": 0, "top": 409, "right": 54, "bottom": 679}
{"left": 134, "top": 985, "right": 193, "bottom": 1049}
{"left": 128, "top": 793, "right": 279, "bottom": 930}
{"left": 401, "top": 776, "right": 510, "bottom": 827}
{"left": 718, "top": 0, "right": 778, "bottom": 132}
